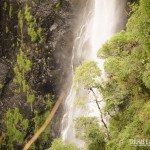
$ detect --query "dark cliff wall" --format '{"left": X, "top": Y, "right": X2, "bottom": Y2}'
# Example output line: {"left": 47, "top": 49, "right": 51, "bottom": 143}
{"left": 0, "top": 0, "right": 75, "bottom": 149}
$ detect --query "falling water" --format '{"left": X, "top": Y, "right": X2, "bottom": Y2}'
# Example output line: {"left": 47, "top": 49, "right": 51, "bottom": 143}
{"left": 61, "top": 0, "right": 127, "bottom": 147}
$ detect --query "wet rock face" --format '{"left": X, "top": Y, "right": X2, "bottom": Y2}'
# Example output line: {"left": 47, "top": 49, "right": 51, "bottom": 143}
{"left": 0, "top": 0, "right": 75, "bottom": 148}
{"left": 0, "top": 0, "right": 74, "bottom": 95}
{"left": 0, "top": 63, "right": 9, "bottom": 85}
{"left": 38, "top": 0, "right": 74, "bottom": 94}
{"left": 28, "top": 0, "right": 75, "bottom": 96}
{"left": 0, "top": 1, "right": 18, "bottom": 59}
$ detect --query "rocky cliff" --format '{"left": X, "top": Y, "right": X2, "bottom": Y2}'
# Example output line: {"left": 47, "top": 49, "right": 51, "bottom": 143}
{"left": 0, "top": 0, "right": 76, "bottom": 149}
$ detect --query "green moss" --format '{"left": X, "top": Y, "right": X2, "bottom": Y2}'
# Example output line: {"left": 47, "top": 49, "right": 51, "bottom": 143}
{"left": 0, "top": 108, "right": 29, "bottom": 149}
{"left": 0, "top": 84, "right": 3, "bottom": 89}
{"left": 5, "top": 25, "right": 9, "bottom": 33}
{"left": 43, "top": 94, "right": 53, "bottom": 110}
{"left": 24, "top": 4, "right": 43, "bottom": 43}
{"left": 49, "top": 139, "right": 77, "bottom": 150}
{"left": 25, "top": 5, "right": 33, "bottom": 23}
{"left": 14, "top": 88, "right": 21, "bottom": 94}
{"left": 27, "top": 94, "right": 35, "bottom": 110}
{"left": 56, "top": 2, "right": 61, "bottom": 9}
{"left": 9, "top": 4, "right": 13, "bottom": 18}
{"left": 18, "top": 10, "right": 24, "bottom": 34}
{"left": 0, "top": 83, "right": 3, "bottom": 95}
{"left": 32, "top": 0, "right": 36, "bottom": 5}
{"left": 142, "top": 63, "right": 150, "bottom": 89}
{"left": 4, "top": 2, "right": 7, "bottom": 11}
{"left": 37, "top": 27, "right": 43, "bottom": 43}
{"left": 28, "top": 27, "right": 38, "bottom": 42}
{"left": 74, "top": 61, "right": 101, "bottom": 89}
{"left": 32, "top": 110, "right": 51, "bottom": 149}
{"left": 95, "top": 1, "right": 150, "bottom": 149}
{"left": 13, "top": 48, "right": 34, "bottom": 108}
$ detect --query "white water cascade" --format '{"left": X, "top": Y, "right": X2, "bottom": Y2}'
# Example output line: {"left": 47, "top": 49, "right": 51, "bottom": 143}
{"left": 61, "top": 0, "right": 127, "bottom": 147}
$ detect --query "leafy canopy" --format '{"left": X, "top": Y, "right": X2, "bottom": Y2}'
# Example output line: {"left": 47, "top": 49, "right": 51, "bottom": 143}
{"left": 74, "top": 61, "right": 101, "bottom": 89}
{"left": 49, "top": 139, "right": 78, "bottom": 150}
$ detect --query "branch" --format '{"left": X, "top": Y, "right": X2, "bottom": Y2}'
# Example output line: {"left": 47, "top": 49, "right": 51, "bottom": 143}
{"left": 88, "top": 100, "right": 103, "bottom": 103}
{"left": 107, "top": 111, "right": 113, "bottom": 118}
{"left": 90, "top": 88, "right": 111, "bottom": 140}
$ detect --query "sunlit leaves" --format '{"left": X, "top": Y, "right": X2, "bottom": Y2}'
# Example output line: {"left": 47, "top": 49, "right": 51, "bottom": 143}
{"left": 74, "top": 61, "right": 101, "bottom": 89}
{"left": 18, "top": 10, "right": 23, "bottom": 34}
{"left": 142, "top": 63, "right": 150, "bottom": 89}
{"left": 96, "top": 1, "right": 150, "bottom": 149}
{"left": 127, "top": 0, "right": 150, "bottom": 53}
{"left": 49, "top": 139, "right": 77, "bottom": 150}
{"left": 97, "top": 31, "right": 136, "bottom": 58}
{"left": 13, "top": 48, "right": 32, "bottom": 95}
{"left": 75, "top": 117, "right": 106, "bottom": 150}
{"left": 1, "top": 108, "right": 29, "bottom": 149}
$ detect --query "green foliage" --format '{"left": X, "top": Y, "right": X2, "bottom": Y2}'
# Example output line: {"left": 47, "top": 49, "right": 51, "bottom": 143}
{"left": 32, "top": 110, "right": 50, "bottom": 144}
{"left": 95, "top": 0, "right": 150, "bottom": 149}
{"left": 9, "top": 4, "right": 13, "bottom": 18}
{"left": 4, "top": 2, "right": 7, "bottom": 11}
{"left": 74, "top": 61, "right": 101, "bottom": 89}
{"left": 24, "top": 4, "right": 43, "bottom": 42}
{"left": 32, "top": 94, "right": 53, "bottom": 148}
{"left": 49, "top": 139, "right": 78, "bottom": 150}
{"left": 0, "top": 83, "right": 3, "bottom": 89}
{"left": 0, "top": 108, "right": 29, "bottom": 150}
{"left": 28, "top": 27, "right": 38, "bottom": 42}
{"left": 13, "top": 48, "right": 35, "bottom": 109}
{"left": 56, "top": 2, "right": 61, "bottom": 9}
{"left": 27, "top": 94, "right": 35, "bottom": 110}
{"left": 142, "top": 63, "right": 150, "bottom": 89}
{"left": 0, "top": 83, "right": 3, "bottom": 95}
{"left": 139, "top": 102, "right": 150, "bottom": 136}
{"left": 107, "top": 99, "right": 150, "bottom": 150}
{"left": 18, "top": 10, "right": 24, "bottom": 34}
{"left": 37, "top": 27, "right": 43, "bottom": 43}
{"left": 24, "top": 5, "right": 33, "bottom": 23}
{"left": 104, "top": 47, "right": 144, "bottom": 82}
{"left": 74, "top": 62, "right": 106, "bottom": 150}
{"left": 75, "top": 96, "right": 84, "bottom": 105}
{"left": 13, "top": 48, "right": 31, "bottom": 93}
{"left": 25, "top": 5, "right": 37, "bottom": 42}
{"left": 97, "top": 31, "right": 136, "bottom": 58}
{"left": 16, "top": 49, "right": 32, "bottom": 72}
{"left": 127, "top": 0, "right": 150, "bottom": 53}
{"left": 12, "top": 46, "right": 51, "bottom": 149}
{"left": 75, "top": 117, "right": 106, "bottom": 150}
{"left": 43, "top": 94, "right": 53, "bottom": 110}
{"left": 6, "top": 25, "right": 9, "bottom": 33}
{"left": 32, "top": 0, "right": 36, "bottom": 5}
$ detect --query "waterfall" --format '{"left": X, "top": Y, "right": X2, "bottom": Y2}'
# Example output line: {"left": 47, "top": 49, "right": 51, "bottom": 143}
{"left": 61, "top": 0, "right": 127, "bottom": 147}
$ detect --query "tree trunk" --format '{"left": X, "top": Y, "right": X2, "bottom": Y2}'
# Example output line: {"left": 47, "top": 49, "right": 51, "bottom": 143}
{"left": 90, "top": 88, "right": 111, "bottom": 140}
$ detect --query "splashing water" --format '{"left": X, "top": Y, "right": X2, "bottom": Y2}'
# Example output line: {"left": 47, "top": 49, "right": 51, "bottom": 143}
{"left": 61, "top": 0, "right": 127, "bottom": 147}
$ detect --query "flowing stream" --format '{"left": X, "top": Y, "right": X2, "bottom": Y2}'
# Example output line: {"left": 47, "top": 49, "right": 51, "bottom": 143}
{"left": 61, "top": 0, "right": 127, "bottom": 147}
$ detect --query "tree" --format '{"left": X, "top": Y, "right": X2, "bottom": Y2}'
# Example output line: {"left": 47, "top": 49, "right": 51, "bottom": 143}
{"left": 74, "top": 61, "right": 101, "bottom": 89}
{"left": 96, "top": 1, "right": 150, "bottom": 149}
{"left": 75, "top": 117, "right": 106, "bottom": 150}
{"left": 0, "top": 108, "right": 29, "bottom": 150}
{"left": 74, "top": 61, "right": 110, "bottom": 139}
{"left": 49, "top": 139, "right": 77, "bottom": 150}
